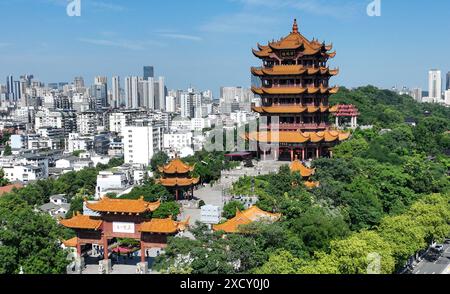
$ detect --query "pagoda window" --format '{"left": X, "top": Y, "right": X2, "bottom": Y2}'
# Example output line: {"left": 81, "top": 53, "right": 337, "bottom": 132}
{"left": 263, "top": 80, "right": 271, "bottom": 87}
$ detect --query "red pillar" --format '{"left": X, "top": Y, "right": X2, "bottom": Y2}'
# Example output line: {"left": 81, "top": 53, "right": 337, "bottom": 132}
{"left": 103, "top": 237, "right": 108, "bottom": 260}
{"left": 301, "top": 148, "right": 305, "bottom": 161}
{"left": 140, "top": 241, "right": 146, "bottom": 263}
{"left": 176, "top": 189, "right": 179, "bottom": 201}
{"left": 290, "top": 148, "right": 294, "bottom": 161}
{"left": 316, "top": 147, "right": 320, "bottom": 159}
{"left": 76, "top": 240, "right": 82, "bottom": 257}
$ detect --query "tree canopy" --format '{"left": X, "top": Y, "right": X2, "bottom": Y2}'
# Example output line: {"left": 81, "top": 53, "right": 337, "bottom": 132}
{"left": 156, "top": 86, "right": 450, "bottom": 274}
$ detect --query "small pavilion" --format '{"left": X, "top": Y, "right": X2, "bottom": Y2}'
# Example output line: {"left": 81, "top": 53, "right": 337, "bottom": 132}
{"left": 213, "top": 206, "right": 281, "bottom": 233}
{"left": 156, "top": 157, "right": 200, "bottom": 201}
{"left": 289, "top": 157, "right": 320, "bottom": 189}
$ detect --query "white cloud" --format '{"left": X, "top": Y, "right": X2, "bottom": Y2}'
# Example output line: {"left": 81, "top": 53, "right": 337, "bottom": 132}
{"left": 159, "top": 33, "right": 203, "bottom": 42}
{"left": 90, "top": 1, "right": 125, "bottom": 12}
{"left": 78, "top": 38, "right": 165, "bottom": 50}
{"left": 199, "top": 12, "right": 277, "bottom": 34}
{"left": 231, "top": 0, "right": 360, "bottom": 19}
{"left": 41, "top": 0, "right": 125, "bottom": 12}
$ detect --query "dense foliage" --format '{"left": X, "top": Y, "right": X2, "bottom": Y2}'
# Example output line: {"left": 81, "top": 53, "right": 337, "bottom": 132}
{"left": 183, "top": 150, "right": 240, "bottom": 184}
{"left": 0, "top": 157, "right": 126, "bottom": 274}
{"left": 155, "top": 87, "right": 450, "bottom": 274}
{"left": 0, "top": 194, "right": 69, "bottom": 274}
{"left": 332, "top": 86, "right": 450, "bottom": 129}
{"left": 118, "top": 178, "right": 179, "bottom": 219}
{"left": 0, "top": 168, "right": 10, "bottom": 187}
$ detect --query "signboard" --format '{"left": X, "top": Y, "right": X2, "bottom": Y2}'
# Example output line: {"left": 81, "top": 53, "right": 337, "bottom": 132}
{"left": 112, "top": 222, "right": 135, "bottom": 234}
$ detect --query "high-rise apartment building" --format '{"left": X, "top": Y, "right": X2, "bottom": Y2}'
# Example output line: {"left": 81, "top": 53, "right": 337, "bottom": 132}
{"left": 6, "top": 75, "right": 14, "bottom": 100}
{"left": 143, "top": 66, "right": 154, "bottom": 80}
{"left": 147, "top": 77, "right": 155, "bottom": 109}
{"left": 13, "top": 80, "right": 22, "bottom": 100}
{"left": 181, "top": 91, "right": 194, "bottom": 118}
{"left": 74, "top": 76, "right": 85, "bottom": 89}
{"left": 411, "top": 88, "right": 422, "bottom": 102}
{"left": 428, "top": 70, "right": 442, "bottom": 103}
{"left": 157, "top": 76, "right": 166, "bottom": 111}
{"left": 91, "top": 76, "right": 108, "bottom": 109}
{"left": 111, "top": 76, "right": 120, "bottom": 108}
{"left": 124, "top": 76, "right": 139, "bottom": 109}
{"left": 165, "top": 96, "right": 176, "bottom": 113}
{"left": 446, "top": 71, "right": 450, "bottom": 90}
{"left": 122, "top": 123, "right": 162, "bottom": 165}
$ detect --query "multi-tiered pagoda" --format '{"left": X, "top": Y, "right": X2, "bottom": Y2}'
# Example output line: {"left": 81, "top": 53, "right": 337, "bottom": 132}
{"left": 157, "top": 158, "right": 200, "bottom": 201}
{"left": 248, "top": 19, "right": 350, "bottom": 161}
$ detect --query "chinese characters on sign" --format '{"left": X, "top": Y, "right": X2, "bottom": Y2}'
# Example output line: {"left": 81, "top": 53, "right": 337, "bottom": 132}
{"left": 113, "top": 222, "right": 135, "bottom": 234}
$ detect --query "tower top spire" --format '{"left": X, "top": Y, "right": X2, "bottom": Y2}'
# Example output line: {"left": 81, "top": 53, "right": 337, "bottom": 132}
{"left": 292, "top": 18, "right": 298, "bottom": 34}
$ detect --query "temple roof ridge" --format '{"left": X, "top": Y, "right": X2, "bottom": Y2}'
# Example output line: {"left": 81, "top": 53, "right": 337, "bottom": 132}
{"left": 213, "top": 205, "right": 281, "bottom": 233}
{"left": 158, "top": 157, "right": 195, "bottom": 174}
{"left": 85, "top": 197, "right": 161, "bottom": 214}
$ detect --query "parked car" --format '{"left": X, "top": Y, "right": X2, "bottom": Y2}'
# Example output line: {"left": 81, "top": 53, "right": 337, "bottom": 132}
{"left": 431, "top": 244, "right": 444, "bottom": 253}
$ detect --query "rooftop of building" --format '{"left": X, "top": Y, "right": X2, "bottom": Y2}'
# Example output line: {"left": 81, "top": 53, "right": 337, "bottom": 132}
{"left": 139, "top": 217, "right": 189, "bottom": 234}
{"left": 0, "top": 183, "right": 23, "bottom": 196}
{"left": 85, "top": 197, "right": 161, "bottom": 214}
{"left": 158, "top": 158, "right": 195, "bottom": 174}
{"left": 213, "top": 206, "right": 281, "bottom": 233}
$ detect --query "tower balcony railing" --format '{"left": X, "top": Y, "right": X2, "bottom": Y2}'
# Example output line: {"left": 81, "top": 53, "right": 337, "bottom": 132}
{"left": 270, "top": 83, "right": 327, "bottom": 88}
{"left": 261, "top": 103, "right": 329, "bottom": 107}
{"left": 262, "top": 122, "right": 329, "bottom": 131}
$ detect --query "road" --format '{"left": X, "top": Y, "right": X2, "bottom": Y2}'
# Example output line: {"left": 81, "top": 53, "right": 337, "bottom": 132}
{"left": 412, "top": 243, "right": 450, "bottom": 274}
{"left": 179, "top": 160, "right": 286, "bottom": 225}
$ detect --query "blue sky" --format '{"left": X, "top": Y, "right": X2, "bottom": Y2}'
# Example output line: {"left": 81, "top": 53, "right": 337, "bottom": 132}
{"left": 0, "top": 0, "right": 449, "bottom": 95}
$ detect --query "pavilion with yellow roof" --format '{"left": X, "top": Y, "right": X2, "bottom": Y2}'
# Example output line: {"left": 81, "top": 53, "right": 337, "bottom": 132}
{"left": 213, "top": 206, "right": 281, "bottom": 234}
{"left": 156, "top": 157, "right": 200, "bottom": 201}
{"left": 289, "top": 157, "right": 320, "bottom": 189}
{"left": 60, "top": 196, "right": 189, "bottom": 269}
{"left": 248, "top": 19, "right": 354, "bottom": 161}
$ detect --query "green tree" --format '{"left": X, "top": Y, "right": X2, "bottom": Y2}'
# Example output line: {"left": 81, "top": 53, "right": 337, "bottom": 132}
{"left": 342, "top": 177, "right": 384, "bottom": 230}
{"left": 150, "top": 151, "right": 169, "bottom": 172}
{"left": 298, "top": 231, "right": 395, "bottom": 274}
{"left": 120, "top": 178, "right": 169, "bottom": 202}
{"left": 0, "top": 168, "right": 10, "bottom": 187}
{"left": 290, "top": 207, "right": 350, "bottom": 254}
{"left": 222, "top": 201, "right": 245, "bottom": 219}
{"left": 254, "top": 250, "right": 304, "bottom": 274}
{"left": 0, "top": 194, "right": 68, "bottom": 274}
{"left": 72, "top": 150, "right": 83, "bottom": 157}
{"left": 378, "top": 214, "right": 426, "bottom": 268}
{"left": 152, "top": 201, "right": 181, "bottom": 219}
{"left": 407, "top": 194, "right": 450, "bottom": 243}
{"left": 3, "top": 144, "right": 12, "bottom": 156}
{"left": 334, "top": 137, "right": 369, "bottom": 159}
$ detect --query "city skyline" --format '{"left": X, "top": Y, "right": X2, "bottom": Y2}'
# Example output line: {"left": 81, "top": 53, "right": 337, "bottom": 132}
{"left": 0, "top": 1, "right": 449, "bottom": 278}
{"left": 1, "top": 1, "right": 450, "bottom": 93}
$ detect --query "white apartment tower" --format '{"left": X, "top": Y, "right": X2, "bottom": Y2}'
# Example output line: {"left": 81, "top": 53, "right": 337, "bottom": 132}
{"left": 411, "top": 88, "right": 422, "bottom": 102}
{"left": 124, "top": 76, "right": 139, "bottom": 109}
{"left": 148, "top": 77, "right": 155, "bottom": 109}
{"left": 111, "top": 76, "right": 120, "bottom": 108}
{"left": 158, "top": 76, "right": 166, "bottom": 111}
{"left": 165, "top": 96, "right": 176, "bottom": 113}
{"left": 181, "top": 92, "right": 194, "bottom": 118}
{"left": 122, "top": 124, "right": 162, "bottom": 165}
{"left": 428, "top": 70, "right": 442, "bottom": 103}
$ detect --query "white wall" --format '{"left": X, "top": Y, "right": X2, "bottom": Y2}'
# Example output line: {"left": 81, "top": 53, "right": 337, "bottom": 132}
{"left": 123, "top": 125, "right": 161, "bottom": 165}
